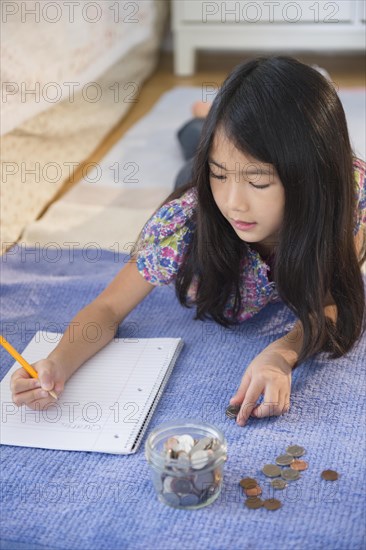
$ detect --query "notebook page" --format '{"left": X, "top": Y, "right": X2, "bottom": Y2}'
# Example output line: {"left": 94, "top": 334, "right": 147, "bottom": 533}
{"left": 0, "top": 331, "right": 184, "bottom": 454}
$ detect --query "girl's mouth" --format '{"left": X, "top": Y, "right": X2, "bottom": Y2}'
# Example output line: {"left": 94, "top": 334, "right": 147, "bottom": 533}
{"left": 231, "top": 219, "right": 257, "bottom": 230}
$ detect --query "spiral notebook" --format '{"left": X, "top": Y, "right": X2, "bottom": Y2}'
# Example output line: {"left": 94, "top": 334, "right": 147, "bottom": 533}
{"left": 0, "top": 331, "right": 184, "bottom": 454}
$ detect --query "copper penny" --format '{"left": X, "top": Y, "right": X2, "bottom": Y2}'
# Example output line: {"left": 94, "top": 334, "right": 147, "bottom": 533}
{"left": 245, "top": 485, "right": 262, "bottom": 497}
{"left": 239, "top": 477, "right": 258, "bottom": 490}
{"left": 321, "top": 469, "right": 339, "bottom": 481}
{"left": 263, "top": 498, "right": 282, "bottom": 511}
{"left": 245, "top": 497, "right": 263, "bottom": 509}
{"left": 290, "top": 459, "right": 308, "bottom": 471}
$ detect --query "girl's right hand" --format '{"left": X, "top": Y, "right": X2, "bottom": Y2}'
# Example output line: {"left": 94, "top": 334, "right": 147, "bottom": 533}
{"left": 10, "top": 358, "right": 66, "bottom": 410}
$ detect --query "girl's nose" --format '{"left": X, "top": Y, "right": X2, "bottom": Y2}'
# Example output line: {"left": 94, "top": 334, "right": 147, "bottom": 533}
{"left": 226, "top": 182, "right": 249, "bottom": 213}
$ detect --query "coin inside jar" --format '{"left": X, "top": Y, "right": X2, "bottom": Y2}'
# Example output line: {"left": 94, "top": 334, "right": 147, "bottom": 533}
{"left": 190, "top": 450, "right": 210, "bottom": 470}
{"left": 171, "top": 477, "right": 193, "bottom": 495}
{"left": 176, "top": 434, "right": 195, "bottom": 454}
{"left": 157, "top": 432, "right": 224, "bottom": 509}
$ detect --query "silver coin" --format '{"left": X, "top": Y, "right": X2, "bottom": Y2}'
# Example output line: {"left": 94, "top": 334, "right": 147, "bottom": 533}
{"left": 162, "top": 492, "right": 181, "bottom": 506}
{"left": 171, "top": 477, "right": 193, "bottom": 495}
{"left": 209, "top": 438, "right": 222, "bottom": 452}
{"left": 271, "top": 478, "right": 288, "bottom": 490}
{"left": 190, "top": 436, "right": 213, "bottom": 453}
{"left": 286, "top": 445, "right": 306, "bottom": 457}
{"left": 191, "top": 450, "right": 210, "bottom": 470}
{"left": 180, "top": 493, "right": 200, "bottom": 506}
{"left": 226, "top": 404, "right": 240, "bottom": 418}
{"left": 176, "top": 434, "right": 195, "bottom": 454}
{"left": 192, "top": 470, "right": 215, "bottom": 492}
{"left": 163, "top": 475, "right": 174, "bottom": 492}
{"left": 281, "top": 469, "right": 300, "bottom": 481}
{"left": 164, "top": 437, "right": 180, "bottom": 452}
{"left": 262, "top": 464, "right": 282, "bottom": 478}
{"left": 275, "top": 454, "right": 294, "bottom": 466}
{"left": 172, "top": 452, "right": 190, "bottom": 472}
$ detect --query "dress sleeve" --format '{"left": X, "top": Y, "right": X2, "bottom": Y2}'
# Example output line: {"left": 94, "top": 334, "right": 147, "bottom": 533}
{"left": 353, "top": 157, "right": 366, "bottom": 236}
{"left": 133, "top": 192, "right": 196, "bottom": 286}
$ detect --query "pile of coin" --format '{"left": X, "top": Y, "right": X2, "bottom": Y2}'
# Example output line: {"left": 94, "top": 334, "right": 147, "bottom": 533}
{"left": 237, "top": 443, "right": 340, "bottom": 510}
{"left": 153, "top": 434, "right": 226, "bottom": 508}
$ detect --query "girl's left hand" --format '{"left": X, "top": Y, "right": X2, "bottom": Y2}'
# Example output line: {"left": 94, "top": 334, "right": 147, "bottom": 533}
{"left": 229, "top": 349, "right": 293, "bottom": 427}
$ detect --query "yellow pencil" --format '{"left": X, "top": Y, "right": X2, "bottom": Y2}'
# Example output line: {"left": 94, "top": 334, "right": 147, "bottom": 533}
{"left": 0, "top": 335, "right": 58, "bottom": 400}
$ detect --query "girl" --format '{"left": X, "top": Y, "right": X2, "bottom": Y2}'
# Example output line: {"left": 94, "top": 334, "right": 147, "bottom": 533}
{"left": 11, "top": 55, "right": 366, "bottom": 427}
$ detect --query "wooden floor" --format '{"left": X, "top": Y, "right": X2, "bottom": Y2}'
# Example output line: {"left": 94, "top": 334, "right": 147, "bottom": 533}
{"left": 55, "top": 51, "right": 365, "bottom": 201}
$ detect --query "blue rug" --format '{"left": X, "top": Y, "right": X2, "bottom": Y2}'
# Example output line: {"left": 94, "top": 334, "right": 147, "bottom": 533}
{"left": 1, "top": 246, "right": 365, "bottom": 550}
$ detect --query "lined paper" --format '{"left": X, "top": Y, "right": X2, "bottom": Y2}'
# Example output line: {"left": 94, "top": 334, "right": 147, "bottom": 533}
{"left": 0, "top": 331, "right": 184, "bottom": 454}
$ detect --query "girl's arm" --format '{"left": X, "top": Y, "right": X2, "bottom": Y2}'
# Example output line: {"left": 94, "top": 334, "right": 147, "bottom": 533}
{"left": 48, "top": 260, "right": 155, "bottom": 378}
{"left": 231, "top": 233, "right": 362, "bottom": 426}
{"left": 11, "top": 261, "right": 155, "bottom": 407}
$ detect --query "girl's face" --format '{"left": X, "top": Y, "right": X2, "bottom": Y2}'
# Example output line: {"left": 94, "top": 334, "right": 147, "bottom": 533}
{"left": 209, "top": 128, "right": 285, "bottom": 255}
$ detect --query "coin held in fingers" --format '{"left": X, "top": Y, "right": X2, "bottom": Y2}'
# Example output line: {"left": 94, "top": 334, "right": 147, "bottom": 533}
{"left": 225, "top": 404, "right": 240, "bottom": 419}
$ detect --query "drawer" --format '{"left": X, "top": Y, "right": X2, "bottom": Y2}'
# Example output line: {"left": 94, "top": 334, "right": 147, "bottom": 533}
{"left": 180, "top": 0, "right": 355, "bottom": 24}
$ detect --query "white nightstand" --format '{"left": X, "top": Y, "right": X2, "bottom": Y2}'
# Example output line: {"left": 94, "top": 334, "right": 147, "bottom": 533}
{"left": 172, "top": 0, "right": 365, "bottom": 75}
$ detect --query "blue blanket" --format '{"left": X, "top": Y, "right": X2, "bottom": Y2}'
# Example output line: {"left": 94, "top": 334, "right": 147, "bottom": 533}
{"left": 1, "top": 246, "right": 365, "bottom": 550}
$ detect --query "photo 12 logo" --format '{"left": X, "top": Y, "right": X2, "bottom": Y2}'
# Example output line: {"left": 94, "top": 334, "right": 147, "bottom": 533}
{"left": 201, "top": 1, "right": 340, "bottom": 24}
{"left": 1, "top": 1, "right": 140, "bottom": 24}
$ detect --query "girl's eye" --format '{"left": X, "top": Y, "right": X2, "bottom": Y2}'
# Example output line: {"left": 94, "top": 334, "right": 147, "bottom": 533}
{"left": 209, "top": 171, "right": 270, "bottom": 189}
{"left": 210, "top": 172, "right": 226, "bottom": 180}
{"left": 251, "top": 184, "right": 270, "bottom": 189}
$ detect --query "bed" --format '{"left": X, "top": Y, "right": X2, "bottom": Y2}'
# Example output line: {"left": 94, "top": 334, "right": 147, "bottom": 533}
{"left": 1, "top": 0, "right": 168, "bottom": 252}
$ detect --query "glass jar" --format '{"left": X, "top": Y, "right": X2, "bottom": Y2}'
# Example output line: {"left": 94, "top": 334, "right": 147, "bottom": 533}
{"left": 145, "top": 418, "right": 228, "bottom": 510}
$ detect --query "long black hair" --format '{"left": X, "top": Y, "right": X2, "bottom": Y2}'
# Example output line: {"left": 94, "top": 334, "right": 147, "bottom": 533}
{"left": 134, "top": 55, "right": 366, "bottom": 366}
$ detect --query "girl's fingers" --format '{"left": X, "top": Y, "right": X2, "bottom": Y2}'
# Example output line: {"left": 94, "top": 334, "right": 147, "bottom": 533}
{"left": 230, "top": 368, "right": 251, "bottom": 405}
{"left": 251, "top": 389, "right": 286, "bottom": 419}
{"left": 27, "top": 394, "right": 56, "bottom": 410}
{"left": 13, "top": 387, "right": 50, "bottom": 407}
{"left": 282, "top": 392, "right": 290, "bottom": 413}
{"left": 11, "top": 376, "right": 41, "bottom": 394}
{"left": 236, "top": 382, "right": 263, "bottom": 426}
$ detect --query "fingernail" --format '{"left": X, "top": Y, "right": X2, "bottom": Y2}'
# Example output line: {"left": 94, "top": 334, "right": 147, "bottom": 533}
{"left": 40, "top": 390, "right": 48, "bottom": 397}
{"left": 34, "top": 380, "right": 41, "bottom": 387}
